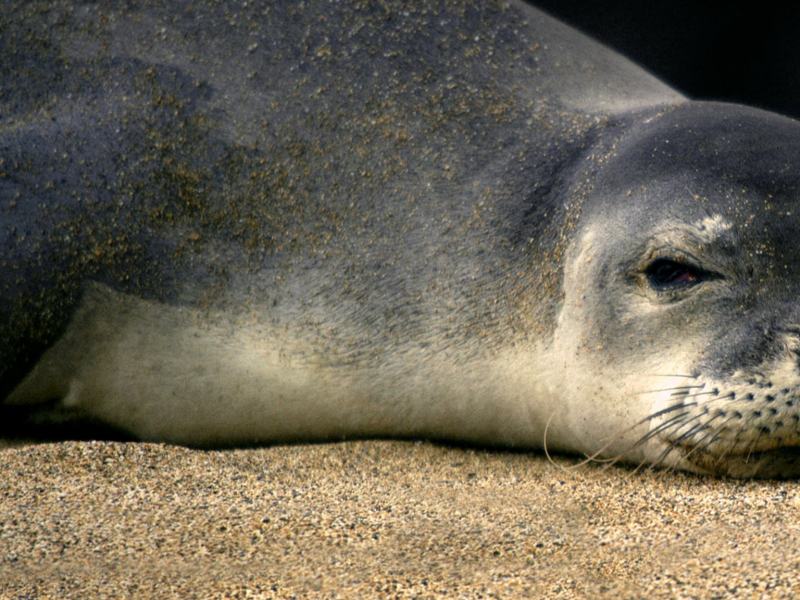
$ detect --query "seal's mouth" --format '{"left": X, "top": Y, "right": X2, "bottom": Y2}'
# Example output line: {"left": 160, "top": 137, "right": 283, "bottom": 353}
{"left": 683, "top": 445, "right": 800, "bottom": 479}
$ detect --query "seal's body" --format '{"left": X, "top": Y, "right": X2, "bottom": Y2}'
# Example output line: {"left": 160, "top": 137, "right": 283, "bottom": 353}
{"left": 4, "top": 1, "right": 800, "bottom": 477}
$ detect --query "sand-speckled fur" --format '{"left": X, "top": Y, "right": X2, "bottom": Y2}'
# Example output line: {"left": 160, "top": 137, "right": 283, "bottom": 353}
{"left": 7, "top": 2, "right": 800, "bottom": 477}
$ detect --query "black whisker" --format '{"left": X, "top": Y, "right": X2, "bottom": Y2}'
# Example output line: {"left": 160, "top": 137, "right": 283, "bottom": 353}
{"left": 744, "top": 428, "right": 765, "bottom": 464}
{"left": 635, "top": 385, "right": 705, "bottom": 395}
{"left": 680, "top": 413, "right": 735, "bottom": 464}
{"left": 682, "top": 390, "right": 720, "bottom": 400}
{"left": 549, "top": 401, "right": 696, "bottom": 469}
{"left": 648, "top": 421, "right": 708, "bottom": 472}
{"left": 597, "top": 412, "right": 693, "bottom": 472}
{"left": 713, "top": 427, "right": 747, "bottom": 468}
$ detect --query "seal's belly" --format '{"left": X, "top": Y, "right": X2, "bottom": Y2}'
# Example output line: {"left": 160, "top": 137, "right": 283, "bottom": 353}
{"left": 6, "top": 285, "right": 367, "bottom": 443}
{"left": 7, "top": 285, "right": 553, "bottom": 448}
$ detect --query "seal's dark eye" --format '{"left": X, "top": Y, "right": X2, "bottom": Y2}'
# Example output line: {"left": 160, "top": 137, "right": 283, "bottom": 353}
{"left": 645, "top": 258, "right": 703, "bottom": 290}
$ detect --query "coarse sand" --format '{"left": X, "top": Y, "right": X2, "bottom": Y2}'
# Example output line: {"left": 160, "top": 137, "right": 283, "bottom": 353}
{"left": 1, "top": 439, "right": 799, "bottom": 598}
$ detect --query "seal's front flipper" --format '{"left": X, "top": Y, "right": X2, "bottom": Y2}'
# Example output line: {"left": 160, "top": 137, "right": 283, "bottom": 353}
{"left": 0, "top": 350, "right": 124, "bottom": 442}
{"left": 0, "top": 401, "right": 134, "bottom": 442}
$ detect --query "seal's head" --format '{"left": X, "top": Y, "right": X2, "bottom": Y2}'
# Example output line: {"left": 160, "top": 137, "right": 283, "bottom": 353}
{"left": 557, "top": 102, "right": 800, "bottom": 477}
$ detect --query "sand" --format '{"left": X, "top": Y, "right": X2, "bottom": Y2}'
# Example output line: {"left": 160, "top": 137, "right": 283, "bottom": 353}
{"left": 1, "top": 439, "right": 799, "bottom": 599}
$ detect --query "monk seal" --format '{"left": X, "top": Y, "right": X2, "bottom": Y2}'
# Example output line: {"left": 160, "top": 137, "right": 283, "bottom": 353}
{"left": 4, "top": 1, "right": 800, "bottom": 478}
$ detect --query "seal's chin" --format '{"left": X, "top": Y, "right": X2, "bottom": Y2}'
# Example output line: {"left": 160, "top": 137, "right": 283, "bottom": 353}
{"left": 683, "top": 446, "right": 800, "bottom": 479}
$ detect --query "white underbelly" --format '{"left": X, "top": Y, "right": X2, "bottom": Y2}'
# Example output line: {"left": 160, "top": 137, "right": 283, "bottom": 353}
{"left": 6, "top": 284, "right": 549, "bottom": 448}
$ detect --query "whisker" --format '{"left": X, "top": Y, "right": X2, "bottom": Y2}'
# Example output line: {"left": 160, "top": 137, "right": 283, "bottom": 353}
{"left": 626, "top": 412, "right": 693, "bottom": 452}
{"left": 542, "top": 411, "right": 593, "bottom": 473}
{"left": 650, "top": 413, "right": 710, "bottom": 465}
{"left": 630, "top": 456, "right": 650, "bottom": 476}
{"left": 689, "top": 393, "right": 738, "bottom": 417}
{"left": 585, "top": 404, "right": 694, "bottom": 460}
{"left": 713, "top": 429, "right": 746, "bottom": 468}
{"left": 634, "top": 385, "right": 705, "bottom": 395}
{"left": 590, "top": 388, "right": 747, "bottom": 473}
{"left": 595, "top": 412, "right": 694, "bottom": 473}
{"left": 702, "top": 415, "right": 739, "bottom": 450}
{"left": 680, "top": 413, "right": 736, "bottom": 464}
{"left": 663, "top": 412, "right": 704, "bottom": 441}
{"left": 744, "top": 428, "right": 765, "bottom": 464}
{"left": 542, "top": 411, "right": 563, "bottom": 471}
{"left": 643, "top": 373, "right": 699, "bottom": 379}
{"left": 682, "top": 390, "right": 721, "bottom": 400}
{"left": 546, "top": 401, "right": 695, "bottom": 470}
{"left": 636, "top": 401, "right": 697, "bottom": 424}
{"left": 648, "top": 421, "right": 708, "bottom": 472}
{"left": 543, "top": 381, "right": 749, "bottom": 475}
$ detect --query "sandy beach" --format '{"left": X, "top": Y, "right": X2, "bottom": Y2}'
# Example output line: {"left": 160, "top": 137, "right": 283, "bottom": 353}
{"left": 1, "top": 439, "right": 799, "bottom": 598}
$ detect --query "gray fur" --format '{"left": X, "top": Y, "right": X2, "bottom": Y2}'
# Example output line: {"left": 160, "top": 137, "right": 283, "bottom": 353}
{"left": 5, "top": 2, "right": 800, "bottom": 478}
{"left": 0, "top": 1, "right": 679, "bottom": 390}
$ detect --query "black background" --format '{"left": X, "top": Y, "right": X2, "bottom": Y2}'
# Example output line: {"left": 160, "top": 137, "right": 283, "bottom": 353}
{"left": 531, "top": 1, "right": 800, "bottom": 119}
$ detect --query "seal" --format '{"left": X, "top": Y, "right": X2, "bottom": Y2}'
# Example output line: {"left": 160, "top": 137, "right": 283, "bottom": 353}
{"left": 4, "top": 1, "right": 800, "bottom": 478}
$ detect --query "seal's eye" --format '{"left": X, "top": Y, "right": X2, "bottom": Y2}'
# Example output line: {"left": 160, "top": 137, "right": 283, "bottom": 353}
{"left": 645, "top": 258, "right": 703, "bottom": 290}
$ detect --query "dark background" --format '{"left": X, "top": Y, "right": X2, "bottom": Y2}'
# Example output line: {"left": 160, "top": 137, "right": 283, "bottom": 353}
{"left": 531, "top": 1, "right": 800, "bottom": 119}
